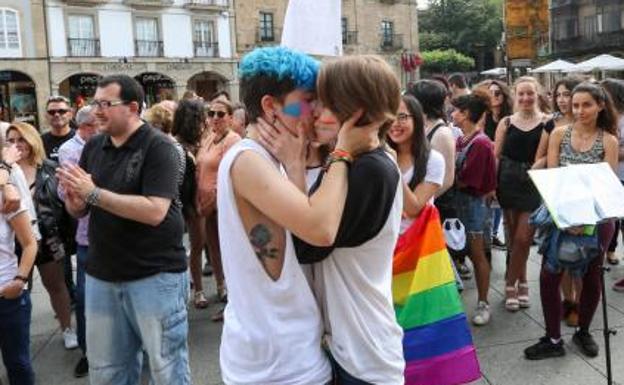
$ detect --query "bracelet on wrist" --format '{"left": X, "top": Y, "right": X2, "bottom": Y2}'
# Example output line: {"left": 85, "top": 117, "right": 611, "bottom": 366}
{"left": 323, "top": 155, "right": 352, "bottom": 172}
{"left": 86, "top": 187, "right": 101, "bottom": 207}
{"left": 14, "top": 275, "right": 28, "bottom": 283}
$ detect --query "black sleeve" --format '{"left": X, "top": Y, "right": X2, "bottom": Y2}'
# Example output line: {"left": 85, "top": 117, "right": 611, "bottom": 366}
{"left": 294, "top": 149, "right": 400, "bottom": 264}
{"left": 141, "top": 136, "right": 180, "bottom": 199}
{"left": 78, "top": 135, "right": 98, "bottom": 173}
{"left": 544, "top": 119, "right": 555, "bottom": 134}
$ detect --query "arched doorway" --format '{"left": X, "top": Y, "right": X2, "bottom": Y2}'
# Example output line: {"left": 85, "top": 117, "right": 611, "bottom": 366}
{"left": 59, "top": 73, "right": 102, "bottom": 109}
{"left": 135, "top": 72, "right": 176, "bottom": 107}
{"left": 0, "top": 70, "right": 38, "bottom": 127}
{"left": 187, "top": 71, "right": 228, "bottom": 102}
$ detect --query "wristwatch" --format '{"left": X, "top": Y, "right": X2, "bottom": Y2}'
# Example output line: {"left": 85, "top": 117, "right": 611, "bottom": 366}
{"left": 86, "top": 187, "right": 101, "bottom": 207}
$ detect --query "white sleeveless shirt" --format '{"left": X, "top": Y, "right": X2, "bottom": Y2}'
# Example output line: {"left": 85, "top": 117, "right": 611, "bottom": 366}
{"left": 217, "top": 139, "right": 331, "bottom": 385}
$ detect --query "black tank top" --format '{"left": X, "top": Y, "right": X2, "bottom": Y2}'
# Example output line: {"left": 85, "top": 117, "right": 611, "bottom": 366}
{"left": 501, "top": 119, "right": 554, "bottom": 163}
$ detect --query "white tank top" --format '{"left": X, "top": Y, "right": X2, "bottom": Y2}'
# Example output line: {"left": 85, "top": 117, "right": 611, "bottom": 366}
{"left": 217, "top": 139, "right": 331, "bottom": 385}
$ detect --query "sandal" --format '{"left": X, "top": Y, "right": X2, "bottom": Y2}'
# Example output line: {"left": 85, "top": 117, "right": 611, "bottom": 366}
{"left": 505, "top": 286, "right": 520, "bottom": 312}
{"left": 518, "top": 282, "right": 530, "bottom": 308}
{"left": 607, "top": 252, "right": 620, "bottom": 265}
{"left": 193, "top": 291, "right": 209, "bottom": 309}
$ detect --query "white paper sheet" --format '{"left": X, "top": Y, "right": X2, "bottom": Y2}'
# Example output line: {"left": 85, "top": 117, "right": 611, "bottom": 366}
{"left": 528, "top": 163, "right": 624, "bottom": 228}
{"left": 281, "top": 0, "right": 342, "bottom": 57}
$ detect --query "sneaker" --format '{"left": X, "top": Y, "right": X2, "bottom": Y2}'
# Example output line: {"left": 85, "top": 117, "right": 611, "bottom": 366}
{"left": 472, "top": 301, "right": 490, "bottom": 326}
{"left": 573, "top": 329, "right": 599, "bottom": 358}
{"left": 73, "top": 356, "right": 89, "bottom": 378}
{"left": 613, "top": 278, "right": 624, "bottom": 292}
{"left": 457, "top": 262, "right": 472, "bottom": 280}
{"left": 492, "top": 236, "right": 506, "bottom": 249}
{"left": 524, "top": 336, "right": 565, "bottom": 360}
{"left": 63, "top": 328, "right": 79, "bottom": 350}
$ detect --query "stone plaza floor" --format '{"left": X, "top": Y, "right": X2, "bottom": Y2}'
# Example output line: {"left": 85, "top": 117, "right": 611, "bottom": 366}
{"left": 2, "top": 243, "right": 624, "bottom": 385}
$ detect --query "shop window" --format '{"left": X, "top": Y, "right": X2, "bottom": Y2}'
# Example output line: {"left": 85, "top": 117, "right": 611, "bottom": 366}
{"left": 259, "top": 12, "right": 274, "bottom": 42}
{"left": 0, "top": 8, "right": 21, "bottom": 57}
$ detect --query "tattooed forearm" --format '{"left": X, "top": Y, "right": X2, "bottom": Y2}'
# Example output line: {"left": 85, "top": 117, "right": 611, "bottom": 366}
{"left": 249, "top": 224, "right": 279, "bottom": 261}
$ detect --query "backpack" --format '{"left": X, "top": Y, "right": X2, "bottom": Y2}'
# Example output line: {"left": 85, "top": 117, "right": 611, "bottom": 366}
{"left": 34, "top": 159, "right": 73, "bottom": 260}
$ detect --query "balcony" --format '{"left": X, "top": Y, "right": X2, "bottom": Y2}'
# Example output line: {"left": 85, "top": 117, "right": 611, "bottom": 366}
{"left": 123, "top": 0, "right": 174, "bottom": 6}
{"left": 62, "top": 0, "right": 109, "bottom": 4}
{"left": 553, "top": 30, "right": 624, "bottom": 55}
{"left": 342, "top": 31, "right": 358, "bottom": 45}
{"left": 135, "top": 40, "right": 164, "bottom": 57}
{"left": 183, "top": 0, "right": 228, "bottom": 9}
{"left": 194, "top": 41, "right": 219, "bottom": 58}
{"left": 380, "top": 33, "right": 403, "bottom": 51}
{"left": 380, "top": 0, "right": 398, "bottom": 4}
{"left": 67, "top": 38, "right": 101, "bottom": 57}
{"left": 255, "top": 28, "right": 281, "bottom": 44}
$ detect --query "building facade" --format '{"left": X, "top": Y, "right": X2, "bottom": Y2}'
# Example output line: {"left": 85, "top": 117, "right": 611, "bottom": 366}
{"left": 0, "top": 0, "right": 49, "bottom": 128}
{"left": 504, "top": 0, "right": 549, "bottom": 71}
{"left": 551, "top": 0, "right": 624, "bottom": 60}
{"left": 234, "top": 0, "right": 420, "bottom": 85}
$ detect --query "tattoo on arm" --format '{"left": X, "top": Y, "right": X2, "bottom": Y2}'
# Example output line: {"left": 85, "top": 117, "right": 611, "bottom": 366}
{"left": 249, "top": 224, "right": 279, "bottom": 261}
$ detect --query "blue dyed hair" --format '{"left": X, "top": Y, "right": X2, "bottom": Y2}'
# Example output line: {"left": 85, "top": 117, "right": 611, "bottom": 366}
{"left": 239, "top": 47, "right": 320, "bottom": 122}
{"left": 239, "top": 46, "right": 319, "bottom": 91}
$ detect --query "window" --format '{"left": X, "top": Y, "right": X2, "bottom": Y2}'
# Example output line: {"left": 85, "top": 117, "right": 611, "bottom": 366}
{"left": 597, "top": 13, "right": 603, "bottom": 34}
{"left": 342, "top": 17, "right": 347, "bottom": 44}
{"left": 381, "top": 20, "right": 394, "bottom": 46}
{"left": 259, "top": 12, "right": 274, "bottom": 42}
{"left": 583, "top": 16, "right": 595, "bottom": 38}
{"left": 194, "top": 20, "right": 216, "bottom": 57}
{"left": 135, "top": 17, "right": 160, "bottom": 56}
{"left": 0, "top": 8, "right": 20, "bottom": 57}
{"left": 68, "top": 14, "right": 97, "bottom": 56}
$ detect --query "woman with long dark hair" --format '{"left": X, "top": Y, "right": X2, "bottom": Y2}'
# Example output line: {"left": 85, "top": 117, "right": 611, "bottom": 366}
{"left": 525, "top": 82, "right": 618, "bottom": 360}
{"left": 388, "top": 95, "right": 445, "bottom": 228}
{"left": 172, "top": 100, "right": 209, "bottom": 309}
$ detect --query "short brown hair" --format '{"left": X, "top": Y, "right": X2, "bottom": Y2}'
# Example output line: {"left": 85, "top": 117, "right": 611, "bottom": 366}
{"left": 317, "top": 55, "right": 400, "bottom": 134}
{"left": 144, "top": 104, "right": 174, "bottom": 134}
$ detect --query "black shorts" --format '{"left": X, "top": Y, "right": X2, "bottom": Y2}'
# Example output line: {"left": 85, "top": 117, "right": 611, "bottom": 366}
{"left": 497, "top": 157, "right": 541, "bottom": 212}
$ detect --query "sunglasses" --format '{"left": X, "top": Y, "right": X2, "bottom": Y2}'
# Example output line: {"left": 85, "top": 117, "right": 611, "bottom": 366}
{"left": 207, "top": 110, "right": 227, "bottom": 118}
{"left": 47, "top": 109, "right": 69, "bottom": 116}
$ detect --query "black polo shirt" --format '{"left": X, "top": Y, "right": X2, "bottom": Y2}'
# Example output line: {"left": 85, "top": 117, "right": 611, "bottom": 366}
{"left": 79, "top": 124, "right": 186, "bottom": 282}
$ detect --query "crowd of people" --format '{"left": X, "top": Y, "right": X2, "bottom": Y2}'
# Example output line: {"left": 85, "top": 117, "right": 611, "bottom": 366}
{"left": 0, "top": 45, "right": 622, "bottom": 385}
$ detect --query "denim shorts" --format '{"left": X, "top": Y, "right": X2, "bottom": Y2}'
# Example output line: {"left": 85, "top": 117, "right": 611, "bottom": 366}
{"left": 455, "top": 190, "right": 490, "bottom": 235}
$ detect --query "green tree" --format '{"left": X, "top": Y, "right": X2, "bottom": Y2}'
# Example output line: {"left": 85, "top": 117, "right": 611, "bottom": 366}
{"left": 419, "top": 0, "right": 503, "bottom": 68}
{"left": 421, "top": 49, "right": 475, "bottom": 74}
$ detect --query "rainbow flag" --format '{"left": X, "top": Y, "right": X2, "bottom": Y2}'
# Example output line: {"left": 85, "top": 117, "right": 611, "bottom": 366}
{"left": 393, "top": 204, "right": 481, "bottom": 385}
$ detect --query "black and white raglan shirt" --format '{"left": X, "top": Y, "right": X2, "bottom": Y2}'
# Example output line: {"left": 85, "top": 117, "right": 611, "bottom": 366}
{"left": 294, "top": 146, "right": 406, "bottom": 385}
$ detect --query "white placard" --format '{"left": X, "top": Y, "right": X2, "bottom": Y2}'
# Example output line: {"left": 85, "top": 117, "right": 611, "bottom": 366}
{"left": 281, "top": 0, "right": 342, "bottom": 57}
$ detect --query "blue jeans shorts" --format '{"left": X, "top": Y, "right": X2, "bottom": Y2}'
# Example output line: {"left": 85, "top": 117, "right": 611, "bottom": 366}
{"left": 455, "top": 190, "right": 490, "bottom": 236}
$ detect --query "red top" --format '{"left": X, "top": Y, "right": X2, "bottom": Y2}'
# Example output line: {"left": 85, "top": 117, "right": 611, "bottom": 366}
{"left": 456, "top": 131, "right": 497, "bottom": 197}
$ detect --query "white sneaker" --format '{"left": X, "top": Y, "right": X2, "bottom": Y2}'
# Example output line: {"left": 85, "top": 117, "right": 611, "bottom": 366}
{"left": 472, "top": 301, "right": 491, "bottom": 326}
{"left": 63, "top": 328, "right": 79, "bottom": 350}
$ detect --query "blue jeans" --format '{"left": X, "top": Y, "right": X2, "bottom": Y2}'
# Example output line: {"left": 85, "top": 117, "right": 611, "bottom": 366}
{"left": 85, "top": 272, "right": 191, "bottom": 385}
{"left": 0, "top": 291, "right": 34, "bottom": 385}
{"left": 455, "top": 191, "right": 491, "bottom": 235}
{"left": 76, "top": 245, "right": 88, "bottom": 353}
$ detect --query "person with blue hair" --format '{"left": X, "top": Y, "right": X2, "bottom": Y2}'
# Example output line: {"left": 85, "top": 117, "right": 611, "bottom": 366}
{"left": 216, "top": 47, "right": 377, "bottom": 384}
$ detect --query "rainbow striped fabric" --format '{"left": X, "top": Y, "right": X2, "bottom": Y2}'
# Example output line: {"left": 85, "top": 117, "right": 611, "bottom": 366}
{"left": 393, "top": 204, "right": 481, "bottom": 385}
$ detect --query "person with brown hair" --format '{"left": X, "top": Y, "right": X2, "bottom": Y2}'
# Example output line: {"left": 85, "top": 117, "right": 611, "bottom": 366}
{"left": 525, "top": 82, "right": 618, "bottom": 360}
{"left": 262, "top": 55, "right": 406, "bottom": 383}
{"left": 144, "top": 104, "right": 174, "bottom": 134}
{"left": 495, "top": 76, "right": 554, "bottom": 312}
{"left": 195, "top": 99, "right": 241, "bottom": 318}
{"left": 7, "top": 122, "right": 78, "bottom": 350}
{"left": 450, "top": 91, "right": 497, "bottom": 325}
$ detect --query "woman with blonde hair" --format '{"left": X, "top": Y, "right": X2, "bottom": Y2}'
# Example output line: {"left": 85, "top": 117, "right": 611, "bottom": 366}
{"left": 6, "top": 122, "right": 78, "bottom": 349}
{"left": 495, "top": 76, "right": 554, "bottom": 312}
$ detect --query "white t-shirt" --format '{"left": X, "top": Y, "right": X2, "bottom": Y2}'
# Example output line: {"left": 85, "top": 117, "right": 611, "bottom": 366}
{"left": 400, "top": 149, "right": 445, "bottom": 234}
{"left": 0, "top": 192, "right": 28, "bottom": 291}
{"left": 10, "top": 165, "right": 39, "bottom": 240}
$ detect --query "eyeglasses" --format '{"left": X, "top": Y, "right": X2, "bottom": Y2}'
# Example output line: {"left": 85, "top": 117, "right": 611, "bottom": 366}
{"left": 396, "top": 113, "right": 412, "bottom": 123}
{"left": 207, "top": 110, "right": 227, "bottom": 119}
{"left": 490, "top": 90, "right": 502, "bottom": 97}
{"left": 47, "top": 109, "right": 69, "bottom": 116}
{"left": 89, "top": 100, "right": 126, "bottom": 110}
